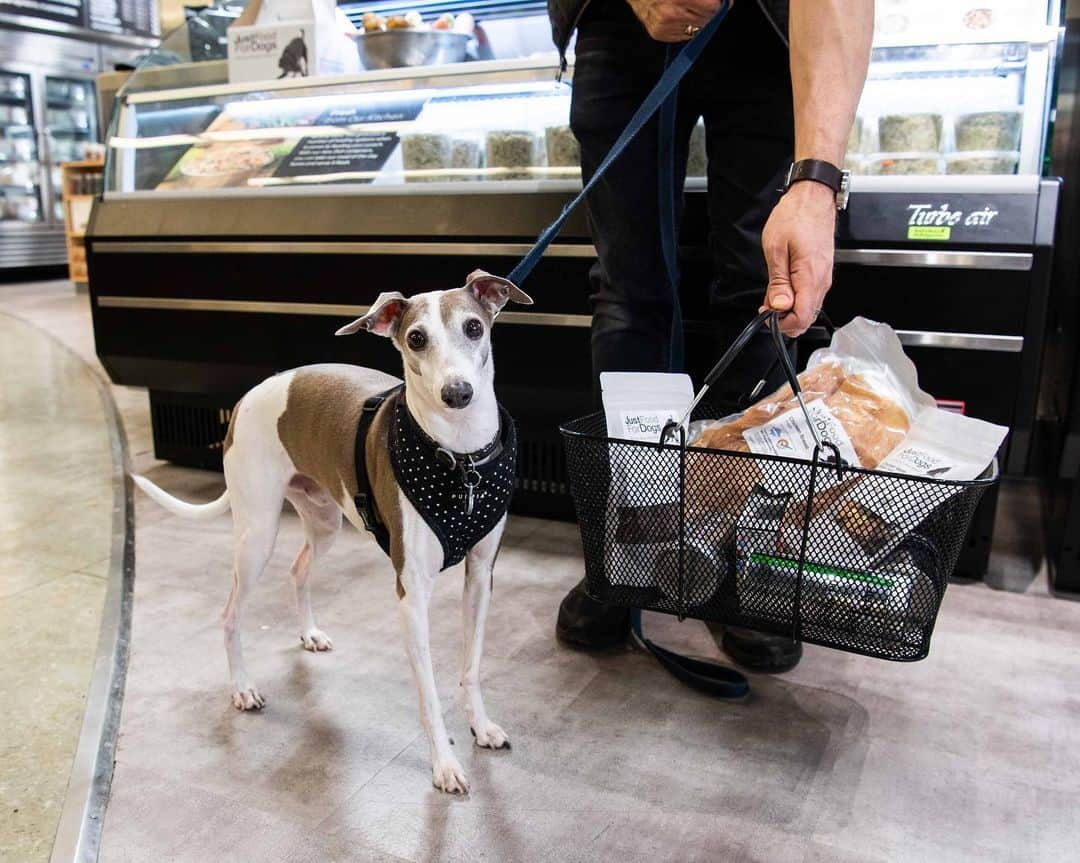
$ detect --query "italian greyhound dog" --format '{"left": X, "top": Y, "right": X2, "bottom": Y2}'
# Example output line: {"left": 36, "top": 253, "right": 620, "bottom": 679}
{"left": 133, "top": 270, "right": 533, "bottom": 794}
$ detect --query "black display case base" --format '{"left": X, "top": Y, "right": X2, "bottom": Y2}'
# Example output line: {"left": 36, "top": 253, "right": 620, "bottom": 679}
{"left": 146, "top": 388, "right": 581, "bottom": 521}
{"left": 149, "top": 390, "right": 236, "bottom": 472}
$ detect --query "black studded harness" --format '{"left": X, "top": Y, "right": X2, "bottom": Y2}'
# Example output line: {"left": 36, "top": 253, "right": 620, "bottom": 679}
{"left": 354, "top": 385, "right": 517, "bottom": 571}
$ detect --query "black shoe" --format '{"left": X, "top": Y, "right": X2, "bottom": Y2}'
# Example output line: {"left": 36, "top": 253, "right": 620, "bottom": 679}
{"left": 556, "top": 578, "right": 631, "bottom": 649}
{"left": 721, "top": 626, "right": 802, "bottom": 673}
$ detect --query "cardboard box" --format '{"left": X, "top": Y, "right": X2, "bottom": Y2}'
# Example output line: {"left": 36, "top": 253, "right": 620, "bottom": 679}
{"left": 228, "top": 19, "right": 317, "bottom": 83}
{"left": 227, "top": 0, "right": 358, "bottom": 84}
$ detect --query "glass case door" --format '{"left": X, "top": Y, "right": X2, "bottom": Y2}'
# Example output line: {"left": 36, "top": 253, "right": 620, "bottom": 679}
{"left": 44, "top": 76, "right": 98, "bottom": 223}
{"left": 0, "top": 70, "right": 42, "bottom": 226}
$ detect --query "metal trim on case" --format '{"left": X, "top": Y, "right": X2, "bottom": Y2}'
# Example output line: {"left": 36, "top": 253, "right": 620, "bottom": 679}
{"left": 0, "top": 12, "right": 160, "bottom": 49}
{"left": 835, "top": 248, "right": 1033, "bottom": 271}
{"left": 123, "top": 56, "right": 566, "bottom": 105}
{"left": 92, "top": 240, "right": 598, "bottom": 257}
{"left": 95, "top": 295, "right": 594, "bottom": 328}
{"left": 805, "top": 325, "right": 1023, "bottom": 353}
{"left": 95, "top": 295, "right": 1023, "bottom": 351}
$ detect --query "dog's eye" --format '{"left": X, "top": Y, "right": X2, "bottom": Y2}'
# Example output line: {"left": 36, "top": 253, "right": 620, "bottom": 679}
{"left": 406, "top": 330, "right": 427, "bottom": 350}
{"left": 464, "top": 318, "right": 484, "bottom": 340}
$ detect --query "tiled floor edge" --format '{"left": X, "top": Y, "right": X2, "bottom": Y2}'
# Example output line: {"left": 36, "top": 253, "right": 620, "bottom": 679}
{"left": 0, "top": 310, "right": 137, "bottom": 863}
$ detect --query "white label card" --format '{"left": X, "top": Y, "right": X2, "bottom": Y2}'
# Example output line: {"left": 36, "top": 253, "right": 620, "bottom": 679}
{"left": 742, "top": 400, "right": 861, "bottom": 466}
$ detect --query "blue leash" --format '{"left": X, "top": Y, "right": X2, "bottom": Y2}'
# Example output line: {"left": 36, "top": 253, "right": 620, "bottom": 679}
{"left": 508, "top": 3, "right": 750, "bottom": 700}
{"left": 507, "top": 1, "right": 730, "bottom": 289}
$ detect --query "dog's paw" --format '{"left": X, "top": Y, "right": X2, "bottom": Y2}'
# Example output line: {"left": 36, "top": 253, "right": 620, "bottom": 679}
{"left": 431, "top": 757, "right": 469, "bottom": 794}
{"left": 300, "top": 628, "right": 334, "bottom": 652}
{"left": 471, "top": 721, "right": 510, "bottom": 750}
{"left": 231, "top": 686, "right": 265, "bottom": 711}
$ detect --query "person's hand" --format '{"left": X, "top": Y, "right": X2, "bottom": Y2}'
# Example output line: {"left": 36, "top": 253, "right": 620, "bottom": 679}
{"left": 760, "top": 180, "right": 837, "bottom": 337}
{"left": 625, "top": 0, "right": 726, "bottom": 43}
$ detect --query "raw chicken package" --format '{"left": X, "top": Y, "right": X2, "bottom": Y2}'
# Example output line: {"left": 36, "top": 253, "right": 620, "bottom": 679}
{"left": 692, "top": 316, "right": 1007, "bottom": 481}
{"left": 690, "top": 317, "right": 1008, "bottom": 576}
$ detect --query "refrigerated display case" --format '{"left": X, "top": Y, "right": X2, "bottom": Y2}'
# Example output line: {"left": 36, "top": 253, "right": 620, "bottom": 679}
{"left": 0, "top": 27, "right": 148, "bottom": 269}
{"left": 0, "top": 69, "right": 43, "bottom": 232}
{"left": 45, "top": 75, "right": 97, "bottom": 223}
{"left": 88, "top": 1, "right": 1064, "bottom": 576}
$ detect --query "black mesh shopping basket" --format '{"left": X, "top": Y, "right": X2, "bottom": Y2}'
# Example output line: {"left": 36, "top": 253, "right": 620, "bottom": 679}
{"left": 560, "top": 312, "right": 998, "bottom": 662}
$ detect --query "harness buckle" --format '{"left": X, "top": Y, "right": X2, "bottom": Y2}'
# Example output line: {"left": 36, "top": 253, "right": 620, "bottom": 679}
{"left": 354, "top": 492, "right": 378, "bottom": 532}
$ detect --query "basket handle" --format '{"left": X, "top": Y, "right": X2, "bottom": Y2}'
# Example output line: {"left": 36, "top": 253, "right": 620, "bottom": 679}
{"left": 663, "top": 309, "right": 833, "bottom": 452}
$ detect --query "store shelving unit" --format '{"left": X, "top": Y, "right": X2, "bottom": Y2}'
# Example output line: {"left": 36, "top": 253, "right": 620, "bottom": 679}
{"left": 61, "top": 159, "right": 103, "bottom": 285}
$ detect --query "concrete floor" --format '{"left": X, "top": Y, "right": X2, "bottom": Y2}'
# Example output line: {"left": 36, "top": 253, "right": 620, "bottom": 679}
{"left": 0, "top": 310, "right": 113, "bottom": 862}
{"left": 3, "top": 281, "right": 1079, "bottom": 863}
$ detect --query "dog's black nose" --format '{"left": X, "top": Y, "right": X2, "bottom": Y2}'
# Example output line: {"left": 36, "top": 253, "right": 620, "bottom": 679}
{"left": 441, "top": 381, "right": 473, "bottom": 409}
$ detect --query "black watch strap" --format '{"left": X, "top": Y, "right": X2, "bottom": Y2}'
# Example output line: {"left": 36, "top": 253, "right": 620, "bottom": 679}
{"left": 783, "top": 159, "right": 850, "bottom": 210}
{"left": 785, "top": 159, "right": 843, "bottom": 193}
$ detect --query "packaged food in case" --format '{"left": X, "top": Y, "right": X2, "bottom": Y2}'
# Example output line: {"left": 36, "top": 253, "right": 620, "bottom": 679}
{"left": 843, "top": 154, "right": 865, "bottom": 174}
{"left": 878, "top": 113, "right": 943, "bottom": 152}
{"left": 846, "top": 116, "right": 864, "bottom": 154}
{"left": 401, "top": 132, "right": 452, "bottom": 182}
{"left": 485, "top": 130, "right": 542, "bottom": 180}
{"left": 450, "top": 136, "right": 482, "bottom": 178}
{"left": 866, "top": 152, "right": 943, "bottom": 175}
{"left": 544, "top": 125, "right": 580, "bottom": 169}
{"left": 954, "top": 110, "right": 1022, "bottom": 151}
{"left": 945, "top": 150, "right": 1019, "bottom": 175}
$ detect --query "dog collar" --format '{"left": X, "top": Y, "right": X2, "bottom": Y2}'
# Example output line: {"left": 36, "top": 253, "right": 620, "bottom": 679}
{"left": 399, "top": 393, "right": 504, "bottom": 472}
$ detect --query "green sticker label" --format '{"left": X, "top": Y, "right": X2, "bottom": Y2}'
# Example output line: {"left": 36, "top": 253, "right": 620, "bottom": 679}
{"left": 907, "top": 225, "right": 951, "bottom": 240}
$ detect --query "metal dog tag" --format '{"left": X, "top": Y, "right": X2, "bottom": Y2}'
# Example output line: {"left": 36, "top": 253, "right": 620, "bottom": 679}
{"left": 461, "top": 466, "right": 483, "bottom": 516}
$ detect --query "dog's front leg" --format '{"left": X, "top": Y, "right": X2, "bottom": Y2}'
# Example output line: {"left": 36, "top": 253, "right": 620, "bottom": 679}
{"left": 462, "top": 517, "right": 509, "bottom": 750}
{"left": 398, "top": 561, "right": 469, "bottom": 794}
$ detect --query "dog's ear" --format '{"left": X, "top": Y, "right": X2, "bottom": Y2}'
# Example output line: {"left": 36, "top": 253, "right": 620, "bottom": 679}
{"left": 465, "top": 270, "right": 533, "bottom": 316}
{"left": 335, "top": 292, "right": 408, "bottom": 337}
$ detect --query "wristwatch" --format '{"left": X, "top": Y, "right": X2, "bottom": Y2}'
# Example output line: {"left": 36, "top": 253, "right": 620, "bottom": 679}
{"left": 783, "top": 159, "right": 851, "bottom": 211}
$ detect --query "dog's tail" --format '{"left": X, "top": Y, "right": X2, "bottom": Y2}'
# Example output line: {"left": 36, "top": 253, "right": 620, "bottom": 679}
{"left": 132, "top": 474, "right": 231, "bottom": 520}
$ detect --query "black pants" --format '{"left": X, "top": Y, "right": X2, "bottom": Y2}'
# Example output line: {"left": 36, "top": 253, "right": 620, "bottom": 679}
{"left": 570, "top": 0, "right": 795, "bottom": 408}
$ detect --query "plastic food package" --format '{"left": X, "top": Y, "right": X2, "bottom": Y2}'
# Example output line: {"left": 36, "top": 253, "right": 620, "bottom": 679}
{"left": 846, "top": 117, "right": 864, "bottom": 154}
{"left": 945, "top": 150, "right": 1019, "bottom": 175}
{"left": 878, "top": 113, "right": 943, "bottom": 152}
{"left": 544, "top": 125, "right": 580, "bottom": 169}
{"left": 694, "top": 317, "right": 1005, "bottom": 480}
{"left": 451, "top": 136, "right": 482, "bottom": 178}
{"left": 401, "top": 133, "right": 452, "bottom": 181}
{"left": 867, "top": 153, "right": 942, "bottom": 175}
{"left": 954, "top": 110, "right": 1022, "bottom": 151}
{"left": 485, "top": 131, "right": 542, "bottom": 180}
{"left": 844, "top": 154, "right": 865, "bottom": 174}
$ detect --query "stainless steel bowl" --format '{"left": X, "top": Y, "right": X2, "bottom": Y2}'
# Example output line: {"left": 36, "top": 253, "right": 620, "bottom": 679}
{"left": 357, "top": 30, "right": 470, "bottom": 70}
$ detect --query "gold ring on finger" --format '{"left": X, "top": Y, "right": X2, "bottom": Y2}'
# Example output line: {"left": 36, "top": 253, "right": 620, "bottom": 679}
{"left": 686, "top": 24, "right": 701, "bottom": 36}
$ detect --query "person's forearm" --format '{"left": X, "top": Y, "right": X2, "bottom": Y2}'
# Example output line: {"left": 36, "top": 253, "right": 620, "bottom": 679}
{"left": 789, "top": 0, "right": 874, "bottom": 165}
